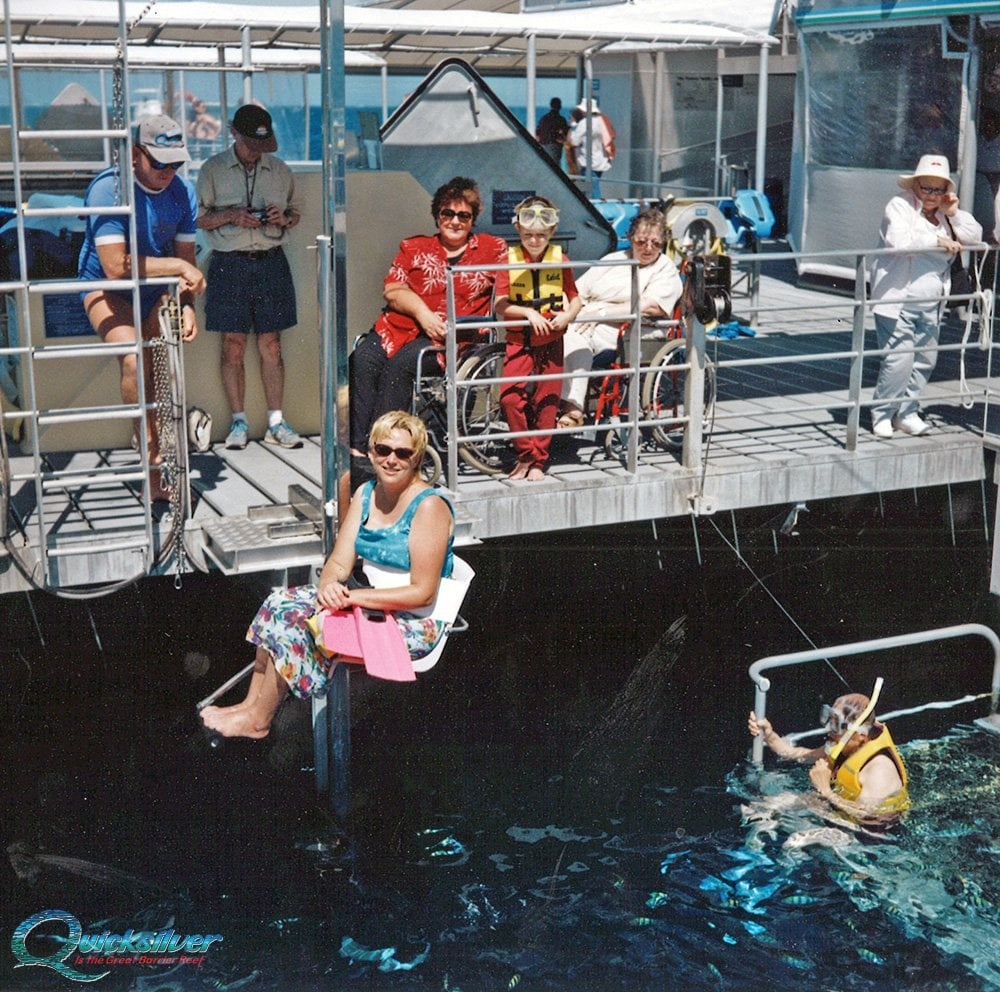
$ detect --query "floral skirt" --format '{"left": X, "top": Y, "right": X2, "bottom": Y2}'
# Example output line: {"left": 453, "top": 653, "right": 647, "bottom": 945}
{"left": 248, "top": 584, "right": 446, "bottom": 699}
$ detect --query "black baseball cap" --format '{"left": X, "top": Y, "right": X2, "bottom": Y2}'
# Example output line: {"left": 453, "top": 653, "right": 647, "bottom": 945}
{"left": 231, "top": 105, "right": 277, "bottom": 153}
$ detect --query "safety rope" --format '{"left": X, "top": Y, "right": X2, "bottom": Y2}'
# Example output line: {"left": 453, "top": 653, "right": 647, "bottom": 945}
{"left": 958, "top": 251, "right": 994, "bottom": 410}
{"left": 705, "top": 514, "right": 852, "bottom": 691}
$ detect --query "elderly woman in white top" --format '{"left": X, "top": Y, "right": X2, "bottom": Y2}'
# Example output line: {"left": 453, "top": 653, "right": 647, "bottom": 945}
{"left": 558, "top": 208, "right": 682, "bottom": 428}
{"left": 869, "top": 154, "right": 982, "bottom": 438}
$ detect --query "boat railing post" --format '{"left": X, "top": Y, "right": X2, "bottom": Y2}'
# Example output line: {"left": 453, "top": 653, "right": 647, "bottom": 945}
{"left": 682, "top": 263, "right": 706, "bottom": 473}
{"left": 751, "top": 677, "right": 770, "bottom": 767}
{"left": 625, "top": 260, "right": 641, "bottom": 473}
{"left": 846, "top": 250, "right": 867, "bottom": 450}
{"left": 445, "top": 271, "right": 460, "bottom": 490}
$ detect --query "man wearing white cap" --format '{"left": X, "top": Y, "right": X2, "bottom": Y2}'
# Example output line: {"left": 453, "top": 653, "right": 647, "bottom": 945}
{"left": 197, "top": 104, "right": 302, "bottom": 450}
{"left": 78, "top": 113, "right": 205, "bottom": 502}
{"left": 567, "top": 103, "right": 613, "bottom": 195}
{"left": 868, "top": 154, "right": 981, "bottom": 438}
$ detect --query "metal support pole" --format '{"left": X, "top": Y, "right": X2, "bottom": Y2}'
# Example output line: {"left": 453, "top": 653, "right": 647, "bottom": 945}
{"left": 653, "top": 51, "right": 665, "bottom": 195}
{"left": 584, "top": 52, "right": 596, "bottom": 198}
{"left": 317, "top": 0, "right": 351, "bottom": 817}
{"left": 754, "top": 44, "right": 769, "bottom": 191}
{"left": 526, "top": 35, "right": 537, "bottom": 135}
{"left": 682, "top": 282, "right": 706, "bottom": 473}
{"left": 241, "top": 26, "right": 253, "bottom": 106}
{"left": 714, "top": 69, "right": 724, "bottom": 198}
{"left": 990, "top": 459, "right": 1000, "bottom": 596}
{"left": 626, "top": 261, "right": 641, "bottom": 474}
{"left": 846, "top": 252, "right": 867, "bottom": 449}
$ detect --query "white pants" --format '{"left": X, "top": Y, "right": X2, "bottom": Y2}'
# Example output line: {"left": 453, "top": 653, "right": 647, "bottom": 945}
{"left": 872, "top": 308, "right": 940, "bottom": 424}
{"left": 561, "top": 321, "right": 621, "bottom": 411}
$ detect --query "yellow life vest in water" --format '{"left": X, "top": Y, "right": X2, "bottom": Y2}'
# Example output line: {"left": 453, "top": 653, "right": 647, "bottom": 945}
{"left": 833, "top": 723, "right": 909, "bottom": 813}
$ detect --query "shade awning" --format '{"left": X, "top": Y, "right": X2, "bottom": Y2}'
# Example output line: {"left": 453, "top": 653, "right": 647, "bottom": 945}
{"left": 795, "top": 0, "right": 1000, "bottom": 27}
{"left": 4, "top": 0, "right": 780, "bottom": 73}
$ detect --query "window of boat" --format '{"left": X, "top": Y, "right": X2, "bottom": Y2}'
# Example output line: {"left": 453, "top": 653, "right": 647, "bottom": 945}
{"left": 800, "top": 25, "right": 962, "bottom": 170}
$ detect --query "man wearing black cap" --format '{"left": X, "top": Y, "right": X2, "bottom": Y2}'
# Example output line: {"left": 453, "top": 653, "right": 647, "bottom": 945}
{"left": 197, "top": 104, "right": 303, "bottom": 449}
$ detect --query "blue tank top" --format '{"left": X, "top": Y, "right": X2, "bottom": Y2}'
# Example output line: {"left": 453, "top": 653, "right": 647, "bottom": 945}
{"left": 355, "top": 481, "right": 454, "bottom": 577}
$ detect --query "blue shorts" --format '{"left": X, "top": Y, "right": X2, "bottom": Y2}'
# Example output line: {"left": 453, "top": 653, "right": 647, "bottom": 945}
{"left": 78, "top": 286, "right": 168, "bottom": 321}
{"left": 205, "top": 247, "right": 297, "bottom": 334}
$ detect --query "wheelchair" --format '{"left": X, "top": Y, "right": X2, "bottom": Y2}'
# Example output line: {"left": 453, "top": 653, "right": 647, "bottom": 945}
{"left": 591, "top": 253, "right": 726, "bottom": 460}
{"left": 412, "top": 336, "right": 512, "bottom": 480}
{"left": 588, "top": 319, "right": 716, "bottom": 459}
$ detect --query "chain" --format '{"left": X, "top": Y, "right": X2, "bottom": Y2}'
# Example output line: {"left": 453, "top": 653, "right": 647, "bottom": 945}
{"left": 154, "top": 298, "right": 188, "bottom": 584}
{"left": 111, "top": 1, "right": 157, "bottom": 205}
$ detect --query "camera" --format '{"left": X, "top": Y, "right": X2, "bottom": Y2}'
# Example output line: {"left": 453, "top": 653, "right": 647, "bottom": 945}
{"left": 251, "top": 208, "right": 269, "bottom": 223}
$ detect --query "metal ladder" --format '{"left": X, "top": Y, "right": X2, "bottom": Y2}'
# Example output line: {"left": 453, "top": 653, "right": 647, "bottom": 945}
{"left": 0, "top": 1, "right": 185, "bottom": 592}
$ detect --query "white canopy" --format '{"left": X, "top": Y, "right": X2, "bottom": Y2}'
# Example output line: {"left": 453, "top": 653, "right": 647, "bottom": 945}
{"left": 5, "top": 0, "right": 780, "bottom": 71}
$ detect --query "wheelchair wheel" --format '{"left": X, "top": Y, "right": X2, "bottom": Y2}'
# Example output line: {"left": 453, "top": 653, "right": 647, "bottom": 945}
{"left": 602, "top": 414, "right": 633, "bottom": 458}
{"left": 420, "top": 445, "right": 442, "bottom": 486}
{"left": 641, "top": 339, "right": 716, "bottom": 450}
{"left": 456, "top": 343, "right": 511, "bottom": 476}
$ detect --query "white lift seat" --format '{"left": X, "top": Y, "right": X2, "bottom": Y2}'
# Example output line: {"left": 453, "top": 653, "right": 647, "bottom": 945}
{"left": 358, "top": 554, "right": 475, "bottom": 673}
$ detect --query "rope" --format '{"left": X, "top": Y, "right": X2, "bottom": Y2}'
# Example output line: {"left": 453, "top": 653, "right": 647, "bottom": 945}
{"left": 706, "top": 515, "right": 851, "bottom": 690}
{"left": 957, "top": 252, "right": 993, "bottom": 410}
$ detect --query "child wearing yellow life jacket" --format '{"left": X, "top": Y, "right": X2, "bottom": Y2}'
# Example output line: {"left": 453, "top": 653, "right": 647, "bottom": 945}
{"left": 495, "top": 196, "right": 584, "bottom": 481}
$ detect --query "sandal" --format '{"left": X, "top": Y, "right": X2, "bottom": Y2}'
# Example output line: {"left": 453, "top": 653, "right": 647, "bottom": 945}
{"left": 557, "top": 408, "right": 586, "bottom": 430}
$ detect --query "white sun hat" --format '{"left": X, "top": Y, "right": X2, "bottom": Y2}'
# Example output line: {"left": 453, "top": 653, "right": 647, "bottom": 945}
{"left": 898, "top": 154, "right": 955, "bottom": 192}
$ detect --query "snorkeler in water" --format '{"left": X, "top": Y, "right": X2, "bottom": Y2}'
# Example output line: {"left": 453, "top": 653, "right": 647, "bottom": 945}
{"left": 748, "top": 680, "right": 909, "bottom": 823}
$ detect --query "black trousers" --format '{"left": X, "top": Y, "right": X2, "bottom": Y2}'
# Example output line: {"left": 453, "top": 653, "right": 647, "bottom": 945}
{"left": 348, "top": 330, "right": 440, "bottom": 450}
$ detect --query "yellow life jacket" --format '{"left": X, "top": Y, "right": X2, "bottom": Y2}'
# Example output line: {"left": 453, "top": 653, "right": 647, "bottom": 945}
{"left": 833, "top": 723, "right": 910, "bottom": 813}
{"left": 508, "top": 243, "right": 564, "bottom": 317}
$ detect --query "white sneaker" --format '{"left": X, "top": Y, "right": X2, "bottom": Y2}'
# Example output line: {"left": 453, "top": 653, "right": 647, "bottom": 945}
{"left": 225, "top": 420, "right": 249, "bottom": 449}
{"left": 872, "top": 419, "right": 894, "bottom": 438}
{"left": 892, "top": 413, "right": 929, "bottom": 436}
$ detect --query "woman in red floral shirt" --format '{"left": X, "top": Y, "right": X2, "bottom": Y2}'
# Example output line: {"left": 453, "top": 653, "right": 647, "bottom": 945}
{"left": 349, "top": 177, "right": 508, "bottom": 471}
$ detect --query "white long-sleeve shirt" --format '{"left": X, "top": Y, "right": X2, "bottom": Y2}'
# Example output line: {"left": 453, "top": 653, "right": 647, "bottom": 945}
{"left": 869, "top": 191, "right": 982, "bottom": 319}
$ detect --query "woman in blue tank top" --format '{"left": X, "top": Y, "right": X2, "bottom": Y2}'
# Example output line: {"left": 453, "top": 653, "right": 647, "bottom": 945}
{"left": 201, "top": 411, "right": 454, "bottom": 740}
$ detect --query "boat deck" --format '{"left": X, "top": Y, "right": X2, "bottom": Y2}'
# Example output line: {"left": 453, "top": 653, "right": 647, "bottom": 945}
{"left": 1, "top": 247, "right": 995, "bottom": 594}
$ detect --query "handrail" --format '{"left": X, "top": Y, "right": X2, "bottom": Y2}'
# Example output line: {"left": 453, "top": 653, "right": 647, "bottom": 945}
{"left": 432, "top": 240, "right": 997, "bottom": 484}
{"left": 748, "top": 622, "right": 1000, "bottom": 766}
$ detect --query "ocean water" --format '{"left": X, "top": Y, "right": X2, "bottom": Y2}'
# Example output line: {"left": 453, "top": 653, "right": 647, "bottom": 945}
{"left": 1, "top": 490, "right": 999, "bottom": 991}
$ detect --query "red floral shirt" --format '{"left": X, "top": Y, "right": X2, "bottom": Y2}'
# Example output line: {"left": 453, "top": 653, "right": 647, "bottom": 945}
{"left": 375, "top": 232, "right": 508, "bottom": 356}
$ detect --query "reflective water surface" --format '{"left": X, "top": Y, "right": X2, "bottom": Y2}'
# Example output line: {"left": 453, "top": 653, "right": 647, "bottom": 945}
{"left": 2, "top": 489, "right": 998, "bottom": 991}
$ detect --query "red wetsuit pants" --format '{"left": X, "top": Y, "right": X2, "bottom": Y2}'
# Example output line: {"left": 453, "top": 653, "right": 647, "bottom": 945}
{"left": 500, "top": 337, "right": 563, "bottom": 470}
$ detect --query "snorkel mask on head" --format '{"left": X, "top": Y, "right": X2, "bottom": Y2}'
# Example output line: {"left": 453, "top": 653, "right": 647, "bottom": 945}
{"left": 824, "top": 677, "right": 883, "bottom": 763}
{"left": 512, "top": 197, "right": 559, "bottom": 232}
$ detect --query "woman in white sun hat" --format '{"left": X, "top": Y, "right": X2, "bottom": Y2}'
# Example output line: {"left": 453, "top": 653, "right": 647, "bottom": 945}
{"left": 868, "top": 154, "right": 982, "bottom": 438}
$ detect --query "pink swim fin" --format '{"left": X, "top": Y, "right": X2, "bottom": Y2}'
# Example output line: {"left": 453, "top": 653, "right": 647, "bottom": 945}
{"left": 321, "top": 609, "right": 363, "bottom": 658}
{"left": 354, "top": 608, "right": 415, "bottom": 682}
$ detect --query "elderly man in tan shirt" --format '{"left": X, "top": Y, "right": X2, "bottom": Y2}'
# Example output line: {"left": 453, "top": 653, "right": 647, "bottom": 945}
{"left": 197, "top": 104, "right": 302, "bottom": 449}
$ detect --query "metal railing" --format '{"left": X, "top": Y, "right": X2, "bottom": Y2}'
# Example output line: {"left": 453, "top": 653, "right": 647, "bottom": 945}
{"left": 431, "top": 241, "right": 998, "bottom": 489}
{"left": 748, "top": 623, "right": 1000, "bottom": 766}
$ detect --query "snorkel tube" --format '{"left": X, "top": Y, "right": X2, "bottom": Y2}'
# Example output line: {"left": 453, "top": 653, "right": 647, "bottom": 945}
{"left": 826, "top": 677, "right": 884, "bottom": 764}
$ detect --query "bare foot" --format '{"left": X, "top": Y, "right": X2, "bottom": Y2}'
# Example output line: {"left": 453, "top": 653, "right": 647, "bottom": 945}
{"left": 508, "top": 462, "right": 531, "bottom": 481}
{"left": 200, "top": 704, "right": 271, "bottom": 739}
{"left": 527, "top": 466, "right": 546, "bottom": 481}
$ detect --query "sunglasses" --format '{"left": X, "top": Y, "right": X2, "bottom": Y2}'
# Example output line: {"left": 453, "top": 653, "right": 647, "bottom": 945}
{"left": 371, "top": 442, "right": 416, "bottom": 460}
{"left": 142, "top": 148, "right": 182, "bottom": 171}
{"left": 632, "top": 237, "right": 664, "bottom": 249}
{"left": 917, "top": 184, "right": 948, "bottom": 195}
{"left": 515, "top": 205, "right": 559, "bottom": 227}
{"left": 439, "top": 208, "right": 474, "bottom": 222}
